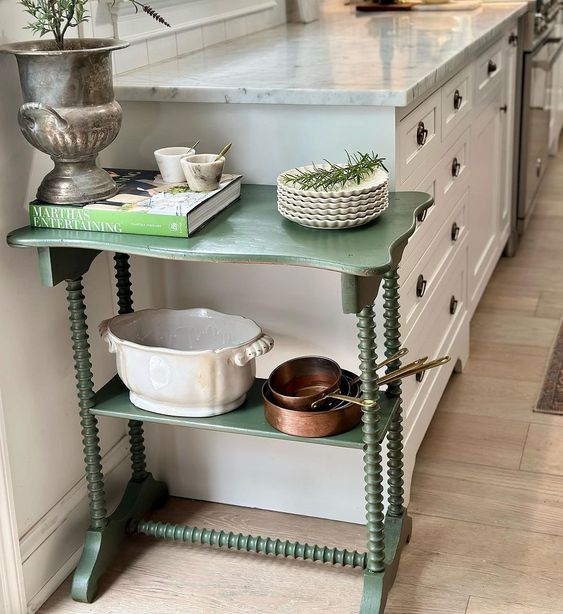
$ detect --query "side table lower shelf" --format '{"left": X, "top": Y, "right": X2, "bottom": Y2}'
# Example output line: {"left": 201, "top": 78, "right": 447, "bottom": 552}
{"left": 79, "top": 375, "right": 409, "bottom": 612}
{"left": 92, "top": 376, "right": 401, "bottom": 447}
{"left": 76, "top": 377, "right": 408, "bottom": 612}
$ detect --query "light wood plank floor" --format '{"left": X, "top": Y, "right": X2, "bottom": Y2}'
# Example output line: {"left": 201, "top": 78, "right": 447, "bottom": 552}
{"left": 40, "top": 144, "right": 563, "bottom": 613}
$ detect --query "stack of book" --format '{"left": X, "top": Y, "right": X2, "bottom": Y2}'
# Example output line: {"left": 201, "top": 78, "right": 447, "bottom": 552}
{"left": 29, "top": 169, "right": 243, "bottom": 238}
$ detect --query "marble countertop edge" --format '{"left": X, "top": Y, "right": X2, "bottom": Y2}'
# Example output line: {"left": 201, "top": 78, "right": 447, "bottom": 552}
{"left": 116, "top": 84, "right": 410, "bottom": 106}
{"left": 114, "top": 2, "right": 529, "bottom": 109}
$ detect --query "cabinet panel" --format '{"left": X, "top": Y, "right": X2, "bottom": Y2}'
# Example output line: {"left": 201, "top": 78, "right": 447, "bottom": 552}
{"left": 398, "top": 89, "right": 442, "bottom": 183}
{"left": 401, "top": 189, "right": 468, "bottom": 336}
{"left": 401, "top": 244, "right": 467, "bottom": 420}
{"left": 469, "top": 90, "right": 503, "bottom": 311}
{"left": 475, "top": 38, "right": 505, "bottom": 101}
{"left": 499, "top": 29, "right": 518, "bottom": 245}
{"left": 548, "top": 25, "right": 563, "bottom": 154}
{"left": 436, "top": 129, "right": 470, "bottom": 203}
{"left": 399, "top": 126, "right": 470, "bottom": 279}
{"left": 442, "top": 65, "right": 473, "bottom": 140}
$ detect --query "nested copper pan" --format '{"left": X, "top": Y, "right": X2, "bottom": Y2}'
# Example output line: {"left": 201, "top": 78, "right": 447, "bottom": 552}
{"left": 263, "top": 370, "right": 362, "bottom": 438}
{"left": 268, "top": 356, "right": 341, "bottom": 411}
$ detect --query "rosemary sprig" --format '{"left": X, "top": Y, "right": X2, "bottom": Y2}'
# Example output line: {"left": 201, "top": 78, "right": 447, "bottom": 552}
{"left": 282, "top": 151, "right": 387, "bottom": 191}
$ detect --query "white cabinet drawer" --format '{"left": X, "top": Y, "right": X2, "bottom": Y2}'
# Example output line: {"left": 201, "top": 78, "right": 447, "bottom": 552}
{"left": 442, "top": 65, "right": 473, "bottom": 140}
{"left": 400, "top": 246, "right": 467, "bottom": 418}
{"left": 436, "top": 129, "right": 470, "bottom": 203}
{"left": 401, "top": 189, "right": 468, "bottom": 334}
{"left": 398, "top": 89, "right": 442, "bottom": 183}
{"left": 475, "top": 38, "right": 504, "bottom": 101}
{"left": 399, "top": 127, "right": 470, "bottom": 278}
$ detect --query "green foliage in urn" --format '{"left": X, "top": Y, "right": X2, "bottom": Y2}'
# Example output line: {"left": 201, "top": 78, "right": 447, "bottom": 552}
{"left": 20, "top": 0, "right": 171, "bottom": 50}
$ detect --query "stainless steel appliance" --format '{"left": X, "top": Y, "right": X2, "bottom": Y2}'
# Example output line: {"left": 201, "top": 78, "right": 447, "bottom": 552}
{"left": 516, "top": 0, "right": 563, "bottom": 236}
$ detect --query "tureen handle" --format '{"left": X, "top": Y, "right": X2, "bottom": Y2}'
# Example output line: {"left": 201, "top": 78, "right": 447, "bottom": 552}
{"left": 99, "top": 319, "right": 117, "bottom": 353}
{"left": 233, "top": 334, "right": 274, "bottom": 367}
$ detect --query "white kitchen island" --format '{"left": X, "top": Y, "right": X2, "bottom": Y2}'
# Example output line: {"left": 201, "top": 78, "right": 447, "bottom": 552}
{"left": 102, "top": 0, "right": 529, "bottom": 524}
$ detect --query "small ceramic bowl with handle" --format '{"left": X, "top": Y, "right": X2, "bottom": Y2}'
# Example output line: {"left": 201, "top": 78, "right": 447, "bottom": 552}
{"left": 100, "top": 308, "right": 274, "bottom": 417}
{"left": 181, "top": 154, "right": 225, "bottom": 192}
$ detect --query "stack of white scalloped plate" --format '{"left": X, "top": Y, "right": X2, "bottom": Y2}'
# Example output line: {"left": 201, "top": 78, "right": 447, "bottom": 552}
{"left": 277, "top": 166, "right": 389, "bottom": 229}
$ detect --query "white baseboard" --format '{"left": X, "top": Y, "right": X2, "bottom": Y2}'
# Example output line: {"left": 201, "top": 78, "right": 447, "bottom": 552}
{"left": 22, "top": 436, "right": 130, "bottom": 613}
{"left": 26, "top": 548, "right": 82, "bottom": 614}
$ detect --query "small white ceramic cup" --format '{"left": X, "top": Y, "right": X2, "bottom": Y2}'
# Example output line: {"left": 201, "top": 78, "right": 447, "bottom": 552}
{"left": 181, "top": 154, "right": 225, "bottom": 192}
{"left": 154, "top": 146, "right": 195, "bottom": 183}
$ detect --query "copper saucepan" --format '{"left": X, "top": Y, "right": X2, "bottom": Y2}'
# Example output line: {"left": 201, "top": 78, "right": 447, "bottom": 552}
{"left": 268, "top": 356, "right": 342, "bottom": 411}
{"left": 263, "top": 370, "right": 362, "bottom": 437}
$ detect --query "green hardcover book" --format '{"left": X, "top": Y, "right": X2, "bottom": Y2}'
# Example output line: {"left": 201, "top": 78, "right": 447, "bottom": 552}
{"left": 29, "top": 168, "right": 243, "bottom": 238}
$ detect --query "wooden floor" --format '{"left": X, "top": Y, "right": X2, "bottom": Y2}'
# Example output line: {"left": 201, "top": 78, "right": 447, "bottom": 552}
{"left": 40, "top": 145, "right": 563, "bottom": 614}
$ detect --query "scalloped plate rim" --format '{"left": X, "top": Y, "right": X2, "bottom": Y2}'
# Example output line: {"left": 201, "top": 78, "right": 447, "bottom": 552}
{"left": 277, "top": 166, "right": 388, "bottom": 198}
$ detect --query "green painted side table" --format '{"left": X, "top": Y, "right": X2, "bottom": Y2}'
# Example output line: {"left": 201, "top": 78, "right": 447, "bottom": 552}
{"left": 7, "top": 185, "right": 433, "bottom": 613}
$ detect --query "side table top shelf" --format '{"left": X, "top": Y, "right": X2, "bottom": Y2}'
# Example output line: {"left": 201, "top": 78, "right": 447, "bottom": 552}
{"left": 7, "top": 186, "right": 433, "bottom": 278}
{"left": 93, "top": 376, "right": 400, "bottom": 449}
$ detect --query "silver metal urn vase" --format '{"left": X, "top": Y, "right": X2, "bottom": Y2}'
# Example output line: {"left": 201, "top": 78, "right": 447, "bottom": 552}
{"left": 0, "top": 39, "right": 129, "bottom": 204}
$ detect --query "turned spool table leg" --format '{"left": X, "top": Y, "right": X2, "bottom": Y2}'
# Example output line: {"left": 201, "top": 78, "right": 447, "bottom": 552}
{"left": 113, "top": 253, "right": 149, "bottom": 483}
{"left": 383, "top": 269, "right": 406, "bottom": 517}
{"left": 358, "top": 303, "right": 387, "bottom": 613}
{"left": 359, "top": 272, "right": 412, "bottom": 613}
{"left": 68, "top": 265, "right": 168, "bottom": 603}
{"left": 357, "top": 303, "right": 386, "bottom": 574}
{"left": 67, "top": 277, "right": 108, "bottom": 530}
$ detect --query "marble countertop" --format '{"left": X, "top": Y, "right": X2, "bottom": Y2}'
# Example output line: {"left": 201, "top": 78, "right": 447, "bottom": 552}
{"left": 114, "top": 0, "right": 529, "bottom": 107}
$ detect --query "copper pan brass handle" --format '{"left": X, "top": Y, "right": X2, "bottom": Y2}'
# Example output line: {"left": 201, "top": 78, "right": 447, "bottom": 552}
{"left": 376, "top": 347, "right": 409, "bottom": 371}
{"left": 317, "top": 356, "right": 449, "bottom": 408}
{"left": 311, "top": 355, "right": 450, "bottom": 410}
{"left": 377, "top": 355, "right": 451, "bottom": 387}
{"left": 311, "top": 347, "right": 410, "bottom": 409}
{"left": 313, "top": 393, "right": 379, "bottom": 408}
{"left": 345, "top": 347, "right": 409, "bottom": 389}
{"left": 375, "top": 357, "right": 430, "bottom": 386}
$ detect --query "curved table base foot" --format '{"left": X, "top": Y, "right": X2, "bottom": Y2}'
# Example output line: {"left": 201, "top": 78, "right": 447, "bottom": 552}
{"left": 71, "top": 474, "right": 168, "bottom": 603}
{"left": 360, "top": 510, "right": 412, "bottom": 614}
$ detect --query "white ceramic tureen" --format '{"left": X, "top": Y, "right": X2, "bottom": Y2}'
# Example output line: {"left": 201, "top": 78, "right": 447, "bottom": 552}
{"left": 100, "top": 308, "right": 274, "bottom": 417}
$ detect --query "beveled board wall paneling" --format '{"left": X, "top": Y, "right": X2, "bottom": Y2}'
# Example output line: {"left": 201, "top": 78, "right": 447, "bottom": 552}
{"left": 82, "top": 0, "right": 285, "bottom": 74}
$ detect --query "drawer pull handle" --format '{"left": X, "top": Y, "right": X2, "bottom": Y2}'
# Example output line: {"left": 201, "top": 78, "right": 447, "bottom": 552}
{"left": 487, "top": 59, "right": 497, "bottom": 75}
{"left": 417, "top": 209, "right": 428, "bottom": 223}
{"left": 451, "top": 222, "right": 460, "bottom": 242}
{"left": 416, "top": 274, "right": 427, "bottom": 298}
{"left": 416, "top": 371, "right": 425, "bottom": 383}
{"left": 508, "top": 32, "right": 518, "bottom": 47}
{"left": 416, "top": 121, "right": 428, "bottom": 146}
{"left": 450, "top": 295, "right": 459, "bottom": 315}
{"left": 451, "top": 157, "right": 461, "bottom": 177}
{"left": 500, "top": 104, "right": 508, "bottom": 113}
{"left": 453, "top": 89, "right": 463, "bottom": 111}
